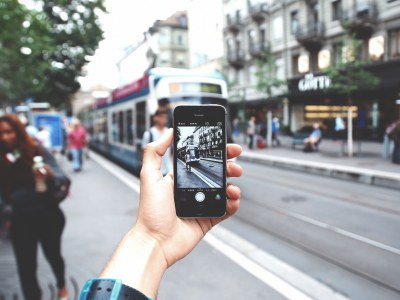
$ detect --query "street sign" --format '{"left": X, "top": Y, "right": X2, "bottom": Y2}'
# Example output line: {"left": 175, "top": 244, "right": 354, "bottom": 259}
{"left": 34, "top": 113, "right": 64, "bottom": 149}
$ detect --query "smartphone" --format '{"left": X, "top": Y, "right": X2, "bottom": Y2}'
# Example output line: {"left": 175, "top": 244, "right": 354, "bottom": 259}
{"left": 173, "top": 105, "right": 227, "bottom": 218}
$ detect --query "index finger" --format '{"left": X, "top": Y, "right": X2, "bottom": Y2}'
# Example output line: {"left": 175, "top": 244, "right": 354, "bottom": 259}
{"left": 227, "top": 144, "right": 242, "bottom": 160}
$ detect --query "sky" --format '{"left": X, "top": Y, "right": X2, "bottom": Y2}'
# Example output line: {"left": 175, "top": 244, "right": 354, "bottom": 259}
{"left": 79, "top": 0, "right": 189, "bottom": 91}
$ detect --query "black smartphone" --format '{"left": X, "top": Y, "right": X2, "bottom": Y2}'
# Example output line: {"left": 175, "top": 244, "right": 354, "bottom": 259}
{"left": 173, "top": 105, "right": 227, "bottom": 218}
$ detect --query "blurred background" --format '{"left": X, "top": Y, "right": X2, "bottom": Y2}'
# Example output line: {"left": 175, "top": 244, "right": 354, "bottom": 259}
{"left": 1, "top": 0, "right": 400, "bottom": 299}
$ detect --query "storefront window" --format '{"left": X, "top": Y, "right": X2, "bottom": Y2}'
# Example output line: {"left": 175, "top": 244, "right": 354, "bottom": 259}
{"left": 304, "top": 105, "right": 357, "bottom": 120}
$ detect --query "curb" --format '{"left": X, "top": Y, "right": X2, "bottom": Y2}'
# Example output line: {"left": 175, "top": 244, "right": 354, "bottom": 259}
{"left": 239, "top": 152, "right": 400, "bottom": 190}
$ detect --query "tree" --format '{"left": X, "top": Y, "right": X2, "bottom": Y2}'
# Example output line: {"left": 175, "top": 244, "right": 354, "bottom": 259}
{"left": 326, "top": 32, "right": 379, "bottom": 156}
{"left": 0, "top": 0, "right": 106, "bottom": 108}
{"left": 255, "top": 46, "right": 286, "bottom": 100}
{"left": 255, "top": 46, "right": 287, "bottom": 146}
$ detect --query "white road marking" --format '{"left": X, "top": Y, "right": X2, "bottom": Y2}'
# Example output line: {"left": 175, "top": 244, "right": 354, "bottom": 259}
{"left": 272, "top": 206, "right": 400, "bottom": 256}
{"left": 90, "top": 151, "right": 140, "bottom": 194}
{"left": 91, "top": 151, "right": 351, "bottom": 299}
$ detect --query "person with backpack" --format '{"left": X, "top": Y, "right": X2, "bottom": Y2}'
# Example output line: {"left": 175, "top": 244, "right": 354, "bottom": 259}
{"left": 0, "top": 114, "right": 70, "bottom": 300}
{"left": 141, "top": 108, "right": 173, "bottom": 176}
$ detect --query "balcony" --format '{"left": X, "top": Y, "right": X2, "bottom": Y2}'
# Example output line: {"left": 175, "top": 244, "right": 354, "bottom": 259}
{"left": 227, "top": 50, "right": 245, "bottom": 69}
{"left": 226, "top": 15, "right": 243, "bottom": 34}
{"left": 248, "top": 2, "right": 268, "bottom": 23}
{"left": 249, "top": 42, "right": 266, "bottom": 58}
{"left": 340, "top": 1, "right": 378, "bottom": 39}
{"left": 295, "top": 22, "right": 325, "bottom": 52}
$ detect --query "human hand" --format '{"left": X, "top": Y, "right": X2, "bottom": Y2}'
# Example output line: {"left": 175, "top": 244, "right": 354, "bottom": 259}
{"left": 136, "top": 128, "right": 242, "bottom": 267}
{"left": 100, "top": 128, "right": 242, "bottom": 298}
{"left": 33, "top": 165, "right": 52, "bottom": 179}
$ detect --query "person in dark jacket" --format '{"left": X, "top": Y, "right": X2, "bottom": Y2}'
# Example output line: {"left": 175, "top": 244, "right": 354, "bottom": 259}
{"left": 388, "top": 120, "right": 400, "bottom": 164}
{"left": 0, "top": 114, "right": 68, "bottom": 300}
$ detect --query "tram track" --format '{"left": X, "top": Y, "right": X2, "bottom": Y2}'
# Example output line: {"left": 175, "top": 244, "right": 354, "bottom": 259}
{"left": 241, "top": 166, "right": 400, "bottom": 216}
{"left": 233, "top": 193, "right": 400, "bottom": 294}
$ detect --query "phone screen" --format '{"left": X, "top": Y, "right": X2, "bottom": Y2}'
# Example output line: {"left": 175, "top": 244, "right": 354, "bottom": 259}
{"left": 173, "top": 105, "right": 227, "bottom": 218}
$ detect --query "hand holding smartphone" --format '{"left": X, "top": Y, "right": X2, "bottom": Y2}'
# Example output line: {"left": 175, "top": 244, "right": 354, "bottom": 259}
{"left": 173, "top": 105, "right": 227, "bottom": 218}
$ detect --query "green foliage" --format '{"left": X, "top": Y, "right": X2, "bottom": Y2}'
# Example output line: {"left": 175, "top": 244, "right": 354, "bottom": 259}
{"left": 255, "top": 46, "right": 287, "bottom": 98}
{"left": 0, "top": 0, "right": 106, "bottom": 107}
{"left": 325, "top": 33, "right": 379, "bottom": 99}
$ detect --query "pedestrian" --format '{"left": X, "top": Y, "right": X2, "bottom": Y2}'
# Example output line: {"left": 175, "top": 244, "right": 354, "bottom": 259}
{"left": 272, "top": 117, "right": 281, "bottom": 147}
{"left": 303, "top": 123, "right": 322, "bottom": 152}
{"left": 19, "top": 115, "right": 39, "bottom": 138}
{"left": 383, "top": 122, "right": 393, "bottom": 160}
{"left": 36, "top": 126, "right": 51, "bottom": 148}
{"left": 387, "top": 120, "right": 400, "bottom": 164}
{"left": 232, "top": 117, "right": 240, "bottom": 138}
{"left": 79, "top": 129, "right": 243, "bottom": 299}
{"left": 68, "top": 118, "right": 87, "bottom": 172}
{"left": 247, "top": 116, "right": 256, "bottom": 150}
{"left": 185, "top": 150, "right": 191, "bottom": 172}
{"left": 0, "top": 114, "right": 69, "bottom": 300}
{"left": 141, "top": 107, "right": 172, "bottom": 176}
{"left": 334, "top": 115, "right": 345, "bottom": 141}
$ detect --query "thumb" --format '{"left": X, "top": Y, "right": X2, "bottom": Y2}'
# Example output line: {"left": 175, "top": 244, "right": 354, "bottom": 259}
{"left": 141, "top": 128, "right": 173, "bottom": 177}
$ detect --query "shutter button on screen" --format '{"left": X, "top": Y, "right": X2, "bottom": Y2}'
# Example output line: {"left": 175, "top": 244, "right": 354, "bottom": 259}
{"left": 195, "top": 192, "right": 205, "bottom": 202}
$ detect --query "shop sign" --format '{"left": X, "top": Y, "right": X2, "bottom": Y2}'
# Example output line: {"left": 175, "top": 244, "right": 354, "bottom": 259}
{"left": 298, "top": 73, "right": 331, "bottom": 92}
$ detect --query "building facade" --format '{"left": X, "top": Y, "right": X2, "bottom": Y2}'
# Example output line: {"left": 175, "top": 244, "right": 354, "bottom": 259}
{"left": 149, "top": 11, "right": 190, "bottom": 69}
{"left": 222, "top": 0, "right": 400, "bottom": 140}
{"left": 117, "top": 11, "right": 190, "bottom": 87}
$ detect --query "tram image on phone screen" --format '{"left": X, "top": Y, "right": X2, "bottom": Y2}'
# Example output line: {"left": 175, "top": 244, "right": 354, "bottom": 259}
{"left": 173, "top": 105, "right": 227, "bottom": 218}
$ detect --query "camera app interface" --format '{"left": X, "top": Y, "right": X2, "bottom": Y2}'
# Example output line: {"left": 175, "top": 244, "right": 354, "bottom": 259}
{"left": 176, "top": 120, "right": 224, "bottom": 201}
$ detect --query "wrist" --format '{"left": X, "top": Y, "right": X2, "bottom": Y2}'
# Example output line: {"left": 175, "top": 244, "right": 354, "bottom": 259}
{"left": 100, "top": 226, "right": 167, "bottom": 299}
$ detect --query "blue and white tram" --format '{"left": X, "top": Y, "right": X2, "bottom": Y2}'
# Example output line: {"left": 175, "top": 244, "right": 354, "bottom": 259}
{"left": 87, "top": 68, "right": 229, "bottom": 174}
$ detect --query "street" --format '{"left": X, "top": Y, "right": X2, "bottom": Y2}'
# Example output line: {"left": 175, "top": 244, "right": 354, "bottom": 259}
{"left": 177, "top": 158, "right": 223, "bottom": 188}
{"left": 1, "top": 153, "right": 399, "bottom": 299}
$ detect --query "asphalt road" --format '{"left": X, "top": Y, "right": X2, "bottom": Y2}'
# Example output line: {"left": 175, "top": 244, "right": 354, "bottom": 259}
{"left": 1, "top": 154, "right": 399, "bottom": 300}
{"left": 177, "top": 158, "right": 223, "bottom": 188}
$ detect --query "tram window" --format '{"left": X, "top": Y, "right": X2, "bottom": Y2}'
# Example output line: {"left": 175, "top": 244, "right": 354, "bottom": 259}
{"left": 126, "top": 109, "right": 134, "bottom": 145}
{"left": 103, "top": 111, "right": 108, "bottom": 142}
{"left": 118, "top": 111, "right": 124, "bottom": 143}
{"left": 136, "top": 101, "right": 146, "bottom": 139}
{"left": 112, "top": 112, "right": 118, "bottom": 142}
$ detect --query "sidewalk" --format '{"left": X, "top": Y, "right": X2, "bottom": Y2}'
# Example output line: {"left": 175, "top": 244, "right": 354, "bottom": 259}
{"left": 234, "top": 134, "right": 400, "bottom": 190}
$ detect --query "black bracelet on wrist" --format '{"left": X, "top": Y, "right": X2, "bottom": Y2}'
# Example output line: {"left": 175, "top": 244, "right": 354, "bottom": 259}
{"left": 80, "top": 278, "right": 152, "bottom": 300}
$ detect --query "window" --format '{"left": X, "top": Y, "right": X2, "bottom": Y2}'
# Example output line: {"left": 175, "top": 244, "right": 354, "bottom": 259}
{"left": 389, "top": 29, "right": 400, "bottom": 59}
{"left": 126, "top": 110, "right": 134, "bottom": 145}
{"left": 275, "top": 57, "right": 285, "bottom": 80}
{"left": 332, "top": 0, "right": 342, "bottom": 21}
{"left": 248, "top": 29, "right": 256, "bottom": 51}
{"left": 292, "top": 54, "right": 300, "bottom": 76}
{"left": 235, "top": 10, "right": 241, "bottom": 23}
{"left": 298, "top": 54, "right": 310, "bottom": 73}
{"left": 273, "top": 17, "right": 283, "bottom": 40}
{"left": 136, "top": 101, "right": 146, "bottom": 139}
{"left": 369, "top": 36, "right": 384, "bottom": 60}
{"left": 112, "top": 112, "right": 118, "bottom": 142}
{"left": 118, "top": 111, "right": 124, "bottom": 143}
{"left": 249, "top": 65, "right": 257, "bottom": 85}
{"left": 290, "top": 10, "right": 299, "bottom": 34}
{"left": 179, "top": 15, "right": 187, "bottom": 27}
{"left": 260, "top": 28, "right": 266, "bottom": 48}
{"left": 332, "top": 42, "right": 342, "bottom": 66}
{"left": 177, "top": 35, "right": 183, "bottom": 45}
{"left": 318, "top": 49, "right": 331, "bottom": 69}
